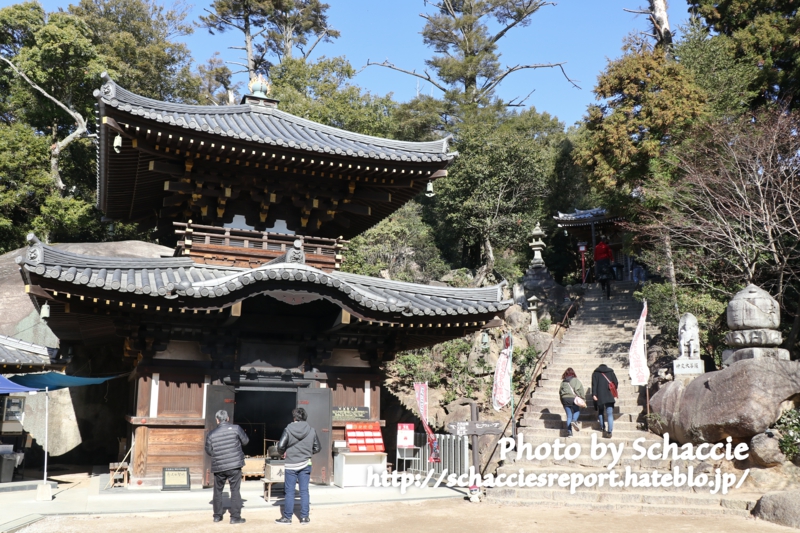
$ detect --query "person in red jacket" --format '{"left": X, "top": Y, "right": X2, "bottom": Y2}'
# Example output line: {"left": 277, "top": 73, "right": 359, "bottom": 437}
{"left": 594, "top": 237, "right": 613, "bottom": 296}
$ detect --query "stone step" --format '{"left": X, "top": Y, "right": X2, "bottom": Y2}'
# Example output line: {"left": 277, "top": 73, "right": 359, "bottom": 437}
{"left": 517, "top": 429, "right": 653, "bottom": 444}
{"left": 520, "top": 419, "right": 641, "bottom": 431}
{"left": 522, "top": 410, "right": 637, "bottom": 422}
{"left": 485, "top": 495, "right": 753, "bottom": 517}
{"left": 527, "top": 398, "right": 642, "bottom": 409}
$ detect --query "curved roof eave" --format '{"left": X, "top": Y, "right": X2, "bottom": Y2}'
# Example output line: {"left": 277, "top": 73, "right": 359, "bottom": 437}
{"left": 94, "top": 73, "right": 456, "bottom": 163}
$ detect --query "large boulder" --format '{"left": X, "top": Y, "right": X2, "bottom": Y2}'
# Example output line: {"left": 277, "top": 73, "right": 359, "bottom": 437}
{"left": 503, "top": 304, "right": 528, "bottom": 329}
{"left": 753, "top": 491, "right": 800, "bottom": 529}
{"left": 649, "top": 358, "right": 800, "bottom": 444}
{"left": 750, "top": 432, "right": 787, "bottom": 467}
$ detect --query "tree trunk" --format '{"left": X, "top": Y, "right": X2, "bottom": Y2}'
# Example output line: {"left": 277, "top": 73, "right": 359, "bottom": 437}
{"left": 50, "top": 120, "right": 64, "bottom": 190}
{"left": 649, "top": 0, "right": 672, "bottom": 48}
{"left": 244, "top": 18, "right": 255, "bottom": 80}
{"left": 473, "top": 235, "right": 495, "bottom": 287}
{"left": 785, "top": 291, "right": 800, "bottom": 360}
{"left": 664, "top": 233, "right": 679, "bottom": 319}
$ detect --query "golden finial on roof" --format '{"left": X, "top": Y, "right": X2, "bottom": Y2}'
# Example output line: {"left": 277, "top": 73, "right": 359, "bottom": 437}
{"left": 248, "top": 74, "right": 271, "bottom": 98}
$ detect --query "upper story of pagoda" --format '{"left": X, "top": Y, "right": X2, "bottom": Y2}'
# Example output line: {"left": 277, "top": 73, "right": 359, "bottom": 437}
{"left": 94, "top": 74, "right": 455, "bottom": 240}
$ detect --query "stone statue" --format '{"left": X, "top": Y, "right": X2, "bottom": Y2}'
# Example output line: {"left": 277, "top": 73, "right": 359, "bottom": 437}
{"left": 722, "top": 284, "right": 789, "bottom": 366}
{"left": 678, "top": 313, "right": 700, "bottom": 359}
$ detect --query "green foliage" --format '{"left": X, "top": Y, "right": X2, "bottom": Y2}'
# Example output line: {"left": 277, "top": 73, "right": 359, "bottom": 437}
{"left": 270, "top": 56, "right": 400, "bottom": 138}
{"left": 9, "top": 10, "right": 106, "bottom": 130}
{"left": 574, "top": 37, "right": 707, "bottom": 194}
{"left": 634, "top": 281, "right": 728, "bottom": 364}
{"left": 427, "top": 109, "right": 562, "bottom": 283}
{"left": 418, "top": 0, "right": 552, "bottom": 106}
{"left": 673, "top": 21, "right": 759, "bottom": 118}
{"left": 493, "top": 251, "right": 523, "bottom": 283}
{"left": 263, "top": 0, "right": 339, "bottom": 61}
{"left": 538, "top": 317, "right": 551, "bottom": 332}
{"left": 775, "top": 409, "right": 800, "bottom": 461}
{"left": 513, "top": 344, "right": 540, "bottom": 394}
{"left": 197, "top": 53, "right": 240, "bottom": 105}
{"left": 342, "top": 201, "right": 449, "bottom": 283}
{"left": 0, "top": 122, "right": 51, "bottom": 253}
{"left": 198, "top": 0, "right": 274, "bottom": 78}
{"left": 688, "top": 0, "right": 800, "bottom": 108}
{"left": 387, "top": 338, "right": 481, "bottom": 405}
{"left": 389, "top": 351, "right": 439, "bottom": 385}
{"left": 70, "top": 0, "right": 200, "bottom": 102}
{"left": 0, "top": 1, "right": 185, "bottom": 252}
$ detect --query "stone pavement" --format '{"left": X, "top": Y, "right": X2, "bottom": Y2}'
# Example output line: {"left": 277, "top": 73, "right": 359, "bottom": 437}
{"left": 0, "top": 468, "right": 466, "bottom": 533}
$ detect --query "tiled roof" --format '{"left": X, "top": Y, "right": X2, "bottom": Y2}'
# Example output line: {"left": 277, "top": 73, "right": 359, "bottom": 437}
{"left": 554, "top": 208, "right": 607, "bottom": 221}
{"left": 18, "top": 235, "right": 511, "bottom": 318}
{"left": 94, "top": 74, "right": 455, "bottom": 163}
{"left": 0, "top": 334, "right": 57, "bottom": 367}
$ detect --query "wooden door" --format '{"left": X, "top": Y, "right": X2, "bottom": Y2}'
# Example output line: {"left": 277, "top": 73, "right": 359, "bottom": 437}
{"left": 297, "top": 387, "right": 332, "bottom": 485}
{"left": 203, "top": 385, "right": 236, "bottom": 487}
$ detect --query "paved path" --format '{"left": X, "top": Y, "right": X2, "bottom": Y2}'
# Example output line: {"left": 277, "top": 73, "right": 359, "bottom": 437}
{"left": 8, "top": 498, "right": 796, "bottom": 533}
{"left": 0, "top": 468, "right": 466, "bottom": 533}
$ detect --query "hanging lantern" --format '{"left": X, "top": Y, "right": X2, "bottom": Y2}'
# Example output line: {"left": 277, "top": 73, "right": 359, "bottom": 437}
{"left": 425, "top": 180, "right": 435, "bottom": 197}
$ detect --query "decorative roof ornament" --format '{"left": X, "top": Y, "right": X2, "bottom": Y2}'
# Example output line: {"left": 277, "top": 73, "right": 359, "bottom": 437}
{"left": 248, "top": 74, "right": 271, "bottom": 98}
{"left": 528, "top": 223, "right": 547, "bottom": 269}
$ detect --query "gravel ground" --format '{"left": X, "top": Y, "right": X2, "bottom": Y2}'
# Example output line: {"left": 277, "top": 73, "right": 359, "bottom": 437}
{"left": 16, "top": 497, "right": 797, "bottom": 533}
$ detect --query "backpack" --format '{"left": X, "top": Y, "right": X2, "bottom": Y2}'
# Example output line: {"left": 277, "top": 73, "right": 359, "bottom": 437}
{"left": 602, "top": 373, "right": 618, "bottom": 399}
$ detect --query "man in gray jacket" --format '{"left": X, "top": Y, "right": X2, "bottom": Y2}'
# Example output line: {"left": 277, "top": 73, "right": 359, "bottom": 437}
{"left": 205, "top": 410, "right": 249, "bottom": 524}
{"left": 275, "top": 407, "right": 320, "bottom": 525}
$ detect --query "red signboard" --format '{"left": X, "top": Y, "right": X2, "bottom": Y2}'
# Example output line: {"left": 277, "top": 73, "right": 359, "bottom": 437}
{"left": 397, "top": 423, "right": 414, "bottom": 448}
{"left": 345, "top": 422, "right": 385, "bottom": 452}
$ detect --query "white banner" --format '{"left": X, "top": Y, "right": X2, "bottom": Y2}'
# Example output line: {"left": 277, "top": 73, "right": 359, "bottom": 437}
{"left": 413, "top": 382, "right": 428, "bottom": 423}
{"left": 492, "top": 334, "right": 513, "bottom": 411}
{"left": 629, "top": 300, "right": 650, "bottom": 386}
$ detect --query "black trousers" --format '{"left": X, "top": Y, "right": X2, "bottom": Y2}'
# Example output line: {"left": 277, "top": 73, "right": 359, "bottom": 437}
{"left": 213, "top": 468, "right": 243, "bottom": 519}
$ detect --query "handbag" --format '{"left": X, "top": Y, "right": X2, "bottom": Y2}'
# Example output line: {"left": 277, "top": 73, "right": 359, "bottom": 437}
{"left": 568, "top": 381, "right": 587, "bottom": 408}
{"left": 602, "top": 374, "right": 619, "bottom": 399}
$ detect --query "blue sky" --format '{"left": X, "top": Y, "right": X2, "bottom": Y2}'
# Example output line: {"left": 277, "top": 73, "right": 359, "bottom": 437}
{"left": 37, "top": 0, "right": 692, "bottom": 127}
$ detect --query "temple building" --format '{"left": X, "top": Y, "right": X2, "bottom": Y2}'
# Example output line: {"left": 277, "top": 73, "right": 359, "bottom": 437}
{"left": 14, "top": 74, "right": 510, "bottom": 487}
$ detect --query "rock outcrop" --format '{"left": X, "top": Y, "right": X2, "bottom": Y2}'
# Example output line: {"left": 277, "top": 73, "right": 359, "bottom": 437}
{"left": 753, "top": 491, "right": 800, "bottom": 528}
{"left": 649, "top": 358, "right": 800, "bottom": 444}
{"left": 750, "top": 432, "right": 787, "bottom": 467}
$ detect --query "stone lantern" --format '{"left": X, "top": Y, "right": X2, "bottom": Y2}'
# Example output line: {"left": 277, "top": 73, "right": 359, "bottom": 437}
{"left": 528, "top": 223, "right": 546, "bottom": 269}
{"left": 527, "top": 295, "right": 539, "bottom": 331}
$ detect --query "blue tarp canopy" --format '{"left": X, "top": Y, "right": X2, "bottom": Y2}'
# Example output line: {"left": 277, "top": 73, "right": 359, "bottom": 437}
{"left": 0, "top": 375, "right": 38, "bottom": 394}
{"left": 8, "top": 372, "right": 124, "bottom": 391}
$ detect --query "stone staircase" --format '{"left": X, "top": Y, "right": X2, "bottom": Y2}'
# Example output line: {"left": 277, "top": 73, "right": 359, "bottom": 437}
{"left": 486, "top": 282, "right": 759, "bottom": 515}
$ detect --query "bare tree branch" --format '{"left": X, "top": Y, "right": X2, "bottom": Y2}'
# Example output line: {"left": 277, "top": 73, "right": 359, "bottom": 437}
{"left": 364, "top": 59, "right": 449, "bottom": 93}
{"left": 482, "top": 62, "right": 580, "bottom": 95}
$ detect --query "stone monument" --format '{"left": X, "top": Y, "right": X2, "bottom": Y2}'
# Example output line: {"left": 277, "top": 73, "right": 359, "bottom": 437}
{"left": 673, "top": 312, "right": 704, "bottom": 384}
{"left": 677, "top": 313, "right": 700, "bottom": 359}
{"left": 721, "top": 284, "right": 789, "bottom": 367}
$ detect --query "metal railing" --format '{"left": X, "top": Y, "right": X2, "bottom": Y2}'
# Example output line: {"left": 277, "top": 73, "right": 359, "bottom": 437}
{"left": 481, "top": 301, "right": 577, "bottom": 475}
{"left": 402, "top": 432, "right": 469, "bottom": 477}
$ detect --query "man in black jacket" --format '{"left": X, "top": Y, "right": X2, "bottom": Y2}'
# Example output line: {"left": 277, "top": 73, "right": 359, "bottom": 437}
{"left": 275, "top": 407, "right": 320, "bottom": 525}
{"left": 205, "top": 410, "right": 249, "bottom": 524}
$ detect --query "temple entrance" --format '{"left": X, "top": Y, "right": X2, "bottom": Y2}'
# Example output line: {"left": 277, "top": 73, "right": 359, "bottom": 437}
{"left": 233, "top": 390, "right": 296, "bottom": 458}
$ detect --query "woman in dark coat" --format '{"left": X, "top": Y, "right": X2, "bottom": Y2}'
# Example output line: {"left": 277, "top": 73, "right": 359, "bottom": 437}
{"left": 591, "top": 364, "right": 619, "bottom": 438}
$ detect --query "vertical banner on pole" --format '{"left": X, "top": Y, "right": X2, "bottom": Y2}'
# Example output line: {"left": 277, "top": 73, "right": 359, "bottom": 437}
{"left": 629, "top": 300, "right": 649, "bottom": 386}
{"left": 413, "top": 382, "right": 440, "bottom": 463}
{"left": 492, "top": 334, "right": 513, "bottom": 411}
